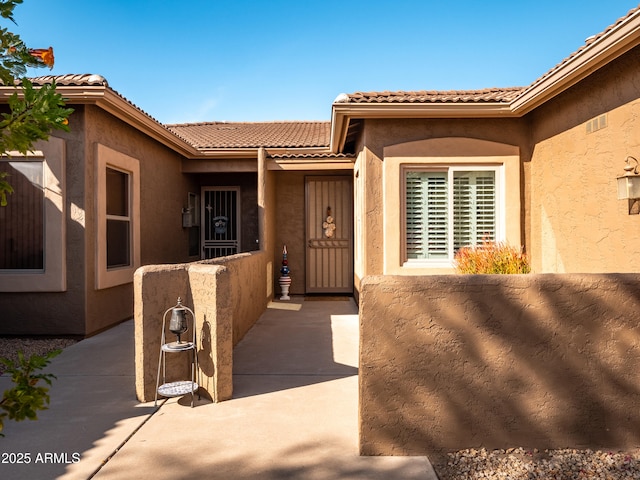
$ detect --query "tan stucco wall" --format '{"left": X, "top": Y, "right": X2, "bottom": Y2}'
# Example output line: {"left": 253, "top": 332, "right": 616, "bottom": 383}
{"left": 0, "top": 104, "right": 201, "bottom": 336}
{"left": 528, "top": 46, "right": 640, "bottom": 273}
{"left": 0, "top": 107, "right": 88, "bottom": 335}
{"left": 274, "top": 171, "right": 307, "bottom": 295}
{"left": 135, "top": 251, "right": 272, "bottom": 403}
{"left": 359, "top": 274, "right": 640, "bottom": 464}
{"left": 354, "top": 119, "right": 529, "bottom": 291}
{"left": 83, "top": 106, "right": 197, "bottom": 335}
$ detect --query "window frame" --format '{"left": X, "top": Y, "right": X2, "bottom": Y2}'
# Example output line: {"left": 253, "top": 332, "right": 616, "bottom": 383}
{"left": 0, "top": 138, "right": 66, "bottom": 292}
{"left": 402, "top": 164, "right": 504, "bottom": 268}
{"left": 105, "top": 166, "right": 132, "bottom": 269}
{"left": 381, "top": 138, "right": 521, "bottom": 275}
{"left": 96, "top": 144, "right": 140, "bottom": 289}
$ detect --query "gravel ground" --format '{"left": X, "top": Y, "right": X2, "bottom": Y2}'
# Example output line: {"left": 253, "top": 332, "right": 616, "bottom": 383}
{"left": 0, "top": 336, "right": 78, "bottom": 374}
{"left": 439, "top": 447, "right": 640, "bottom": 479}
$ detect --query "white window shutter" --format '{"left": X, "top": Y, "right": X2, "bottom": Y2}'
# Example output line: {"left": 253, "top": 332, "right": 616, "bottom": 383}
{"left": 406, "top": 172, "right": 448, "bottom": 259}
{"left": 453, "top": 172, "right": 495, "bottom": 250}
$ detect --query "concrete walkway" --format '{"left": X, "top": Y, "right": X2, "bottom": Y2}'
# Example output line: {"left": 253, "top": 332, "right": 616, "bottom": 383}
{"left": 0, "top": 298, "right": 437, "bottom": 479}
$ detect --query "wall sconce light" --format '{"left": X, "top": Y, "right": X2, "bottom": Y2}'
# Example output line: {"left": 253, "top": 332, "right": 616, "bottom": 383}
{"left": 617, "top": 156, "right": 640, "bottom": 214}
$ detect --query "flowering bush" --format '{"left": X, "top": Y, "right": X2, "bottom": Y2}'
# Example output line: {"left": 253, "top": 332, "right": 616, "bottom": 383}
{"left": 454, "top": 240, "right": 531, "bottom": 274}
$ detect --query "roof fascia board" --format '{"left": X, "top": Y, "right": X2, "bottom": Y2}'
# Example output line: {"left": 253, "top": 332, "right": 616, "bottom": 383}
{"left": 194, "top": 146, "right": 332, "bottom": 158}
{"left": 333, "top": 102, "right": 514, "bottom": 119}
{"left": 97, "top": 89, "right": 199, "bottom": 157}
{"left": 268, "top": 158, "right": 354, "bottom": 171}
{"left": 182, "top": 158, "right": 257, "bottom": 172}
{"left": 0, "top": 84, "right": 201, "bottom": 158}
{"left": 511, "top": 10, "right": 640, "bottom": 114}
{"left": 330, "top": 102, "right": 514, "bottom": 153}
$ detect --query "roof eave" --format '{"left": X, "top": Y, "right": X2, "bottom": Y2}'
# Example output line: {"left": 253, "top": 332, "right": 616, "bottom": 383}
{"left": 330, "top": 102, "right": 515, "bottom": 153}
{"left": 97, "top": 89, "right": 200, "bottom": 157}
{"left": 0, "top": 83, "right": 201, "bottom": 158}
{"left": 192, "top": 146, "right": 332, "bottom": 158}
{"left": 511, "top": 8, "right": 640, "bottom": 114}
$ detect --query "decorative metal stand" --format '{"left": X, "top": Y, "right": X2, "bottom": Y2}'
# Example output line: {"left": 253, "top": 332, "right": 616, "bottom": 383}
{"left": 278, "top": 245, "right": 291, "bottom": 300}
{"left": 155, "top": 297, "right": 199, "bottom": 407}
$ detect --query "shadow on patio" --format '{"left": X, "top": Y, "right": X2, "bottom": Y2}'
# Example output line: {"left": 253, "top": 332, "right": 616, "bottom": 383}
{"left": 231, "top": 296, "right": 359, "bottom": 398}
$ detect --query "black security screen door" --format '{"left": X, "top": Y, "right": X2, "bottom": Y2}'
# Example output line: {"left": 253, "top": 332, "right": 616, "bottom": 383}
{"left": 202, "top": 187, "right": 240, "bottom": 259}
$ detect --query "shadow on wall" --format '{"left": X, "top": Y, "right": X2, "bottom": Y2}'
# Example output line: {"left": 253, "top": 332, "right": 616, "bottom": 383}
{"left": 196, "top": 318, "right": 214, "bottom": 400}
{"left": 359, "top": 274, "right": 640, "bottom": 466}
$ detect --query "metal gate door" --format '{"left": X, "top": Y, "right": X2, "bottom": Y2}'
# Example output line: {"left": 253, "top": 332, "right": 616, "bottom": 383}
{"left": 201, "top": 187, "right": 240, "bottom": 259}
{"left": 306, "top": 176, "right": 353, "bottom": 293}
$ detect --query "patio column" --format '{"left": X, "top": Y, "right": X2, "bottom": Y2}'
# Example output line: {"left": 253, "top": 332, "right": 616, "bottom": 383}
{"left": 258, "top": 146, "right": 267, "bottom": 251}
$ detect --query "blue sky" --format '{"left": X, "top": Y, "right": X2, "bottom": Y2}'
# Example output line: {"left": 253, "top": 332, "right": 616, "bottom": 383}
{"left": 12, "top": 0, "right": 640, "bottom": 124}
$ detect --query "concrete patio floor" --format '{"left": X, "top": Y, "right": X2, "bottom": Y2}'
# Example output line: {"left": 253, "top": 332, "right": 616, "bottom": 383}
{"left": 0, "top": 297, "right": 437, "bottom": 479}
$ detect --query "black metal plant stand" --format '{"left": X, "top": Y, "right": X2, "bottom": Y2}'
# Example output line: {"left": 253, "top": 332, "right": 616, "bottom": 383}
{"left": 155, "top": 297, "right": 199, "bottom": 407}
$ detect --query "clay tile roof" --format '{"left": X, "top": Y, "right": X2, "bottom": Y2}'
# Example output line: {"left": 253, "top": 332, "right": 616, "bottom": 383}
{"left": 166, "top": 121, "right": 331, "bottom": 149}
{"left": 342, "top": 87, "right": 525, "bottom": 104}
{"left": 27, "top": 73, "right": 109, "bottom": 86}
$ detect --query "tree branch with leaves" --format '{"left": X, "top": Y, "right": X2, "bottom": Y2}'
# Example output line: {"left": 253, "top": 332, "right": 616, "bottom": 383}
{"left": 0, "top": 0, "right": 73, "bottom": 435}
{"left": 0, "top": 0, "right": 72, "bottom": 205}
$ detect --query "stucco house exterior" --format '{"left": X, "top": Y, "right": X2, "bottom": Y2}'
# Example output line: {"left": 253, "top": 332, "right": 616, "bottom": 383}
{"left": 1, "top": 6, "right": 640, "bottom": 336}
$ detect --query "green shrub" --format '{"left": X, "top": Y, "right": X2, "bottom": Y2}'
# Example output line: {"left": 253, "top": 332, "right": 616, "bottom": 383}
{"left": 454, "top": 240, "right": 531, "bottom": 274}
{"left": 0, "top": 349, "right": 60, "bottom": 436}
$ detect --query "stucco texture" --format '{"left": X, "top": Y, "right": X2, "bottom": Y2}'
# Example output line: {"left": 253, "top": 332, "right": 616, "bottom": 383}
{"left": 528, "top": 46, "right": 640, "bottom": 273}
{"left": 135, "top": 251, "right": 271, "bottom": 403}
{"left": 0, "top": 105, "right": 199, "bottom": 336}
{"left": 85, "top": 106, "right": 197, "bottom": 335}
{"left": 353, "top": 117, "right": 529, "bottom": 287}
{"left": 359, "top": 274, "right": 640, "bottom": 463}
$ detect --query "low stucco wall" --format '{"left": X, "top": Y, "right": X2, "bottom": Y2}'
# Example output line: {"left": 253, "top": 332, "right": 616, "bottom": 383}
{"left": 134, "top": 251, "right": 272, "bottom": 403}
{"left": 359, "top": 274, "right": 640, "bottom": 463}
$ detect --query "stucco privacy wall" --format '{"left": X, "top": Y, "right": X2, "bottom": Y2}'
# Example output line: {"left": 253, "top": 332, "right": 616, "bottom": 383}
{"left": 528, "top": 45, "right": 640, "bottom": 273}
{"left": 359, "top": 274, "right": 640, "bottom": 461}
{"left": 135, "top": 251, "right": 271, "bottom": 403}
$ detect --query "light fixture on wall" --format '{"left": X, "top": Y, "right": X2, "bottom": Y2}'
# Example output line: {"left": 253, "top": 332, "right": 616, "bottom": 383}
{"left": 617, "top": 156, "right": 640, "bottom": 214}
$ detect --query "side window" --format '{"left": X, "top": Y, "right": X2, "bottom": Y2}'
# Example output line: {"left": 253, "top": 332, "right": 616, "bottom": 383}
{"left": 0, "top": 159, "right": 45, "bottom": 270}
{"left": 106, "top": 167, "right": 131, "bottom": 269}
{"left": 404, "top": 167, "right": 499, "bottom": 265}
{"left": 0, "top": 137, "right": 66, "bottom": 292}
{"left": 96, "top": 144, "right": 139, "bottom": 289}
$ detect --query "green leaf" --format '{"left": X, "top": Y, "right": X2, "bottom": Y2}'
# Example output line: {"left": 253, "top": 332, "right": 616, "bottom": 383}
{"left": 0, "top": 1, "right": 23, "bottom": 23}
{"left": 0, "top": 349, "right": 61, "bottom": 433}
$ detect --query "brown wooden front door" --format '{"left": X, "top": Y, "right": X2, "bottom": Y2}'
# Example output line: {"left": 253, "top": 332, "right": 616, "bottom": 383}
{"left": 305, "top": 176, "right": 353, "bottom": 293}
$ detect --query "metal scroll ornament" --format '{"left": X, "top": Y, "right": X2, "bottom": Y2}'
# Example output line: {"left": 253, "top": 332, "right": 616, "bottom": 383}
{"left": 323, "top": 206, "right": 336, "bottom": 238}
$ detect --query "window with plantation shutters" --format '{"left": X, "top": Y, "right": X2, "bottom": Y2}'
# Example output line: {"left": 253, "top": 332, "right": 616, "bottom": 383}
{"left": 404, "top": 168, "right": 497, "bottom": 263}
{"left": 453, "top": 171, "right": 496, "bottom": 250}
{"left": 406, "top": 171, "right": 448, "bottom": 259}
